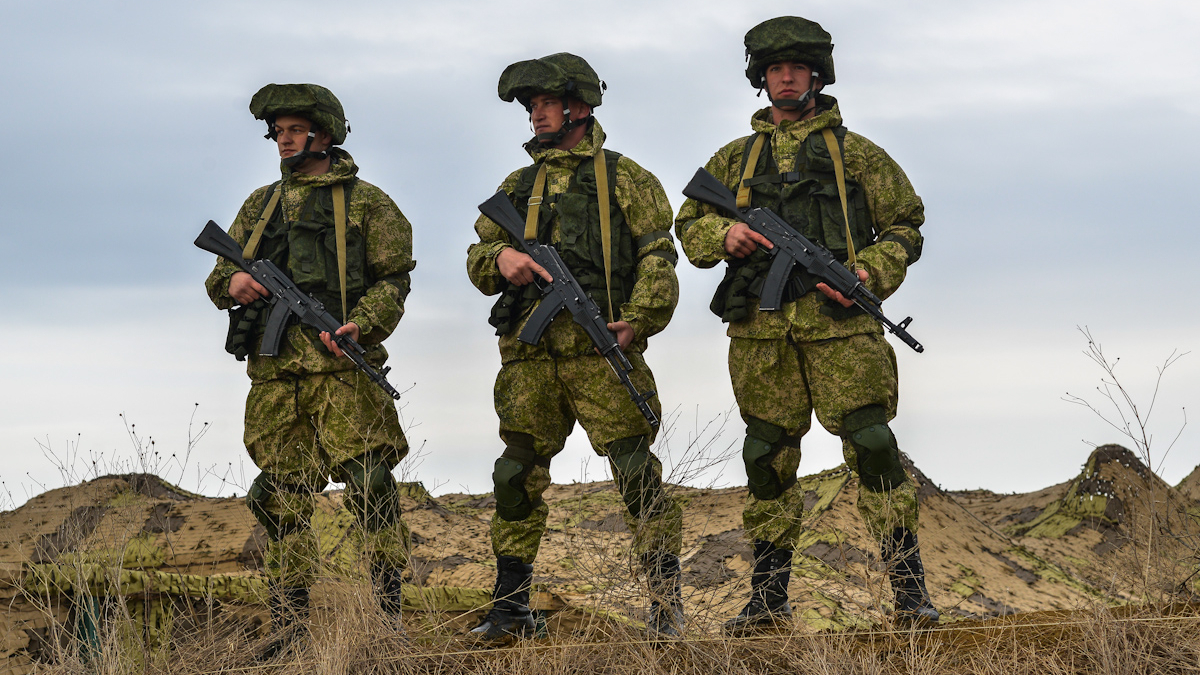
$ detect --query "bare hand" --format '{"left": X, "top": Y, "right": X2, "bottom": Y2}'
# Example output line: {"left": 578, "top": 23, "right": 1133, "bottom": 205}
{"left": 229, "top": 272, "right": 269, "bottom": 305}
{"left": 724, "top": 222, "right": 774, "bottom": 258}
{"left": 497, "top": 247, "right": 553, "bottom": 286}
{"left": 817, "top": 269, "right": 869, "bottom": 308}
{"left": 607, "top": 321, "right": 634, "bottom": 350}
{"left": 320, "top": 322, "right": 360, "bottom": 359}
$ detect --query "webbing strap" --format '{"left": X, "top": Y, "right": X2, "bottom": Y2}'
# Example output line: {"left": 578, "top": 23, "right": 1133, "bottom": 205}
{"left": 822, "top": 128, "right": 857, "bottom": 272}
{"left": 736, "top": 133, "right": 767, "bottom": 208}
{"left": 332, "top": 183, "right": 349, "bottom": 324}
{"left": 524, "top": 164, "right": 548, "bottom": 241}
{"left": 243, "top": 183, "right": 282, "bottom": 260}
{"left": 595, "top": 151, "right": 615, "bottom": 323}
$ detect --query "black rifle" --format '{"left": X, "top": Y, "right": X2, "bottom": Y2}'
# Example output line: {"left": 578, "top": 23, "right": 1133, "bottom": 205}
{"left": 478, "top": 192, "right": 661, "bottom": 429}
{"left": 194, "top": 220, "right": 403, "bottom": 400}
{"left": 682, "top": 168, "right": 924, "bottom": 353}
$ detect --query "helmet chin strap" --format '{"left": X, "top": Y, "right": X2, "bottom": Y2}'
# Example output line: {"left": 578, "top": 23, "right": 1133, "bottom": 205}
{"left": 767, "top": 71, "right": 820, "bottom": 113}
{"left": 282, "top": 131, "right": 330, "bottom": 168}
{"left": 533, "top": 96, "right": 578, "bottom": 147}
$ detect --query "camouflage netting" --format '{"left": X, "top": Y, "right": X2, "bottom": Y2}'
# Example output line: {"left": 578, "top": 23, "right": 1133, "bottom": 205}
{"left": 2, "top": 444, "right": 1197, "bottom": 672}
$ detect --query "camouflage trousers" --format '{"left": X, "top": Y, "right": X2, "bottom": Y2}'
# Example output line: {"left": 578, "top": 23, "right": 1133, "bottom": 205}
{"left": 730, "top": 333, "right": 919, "bottom": 549}
{"left": 490, "top": 353, "right": 683, "bottom": 564}
{"left": 244, "top": 370, "right": 411, "bottom": 587}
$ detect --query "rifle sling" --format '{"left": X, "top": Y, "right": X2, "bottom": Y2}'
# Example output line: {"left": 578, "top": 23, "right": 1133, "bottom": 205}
{"left": 736, "top": 133, "right": 766, "bottom": 209}
{"left": 821, "top": 128, "right": 857, "bottom": 272}
{"left": 332, "top": 182, "right": 349, "bottom": 324}
{"left": 242, "top": 182, "right": 282, "bottom": 260}
{"left": 595, "top": 151, "right": 614, "bottom": 324}
{"left": 524, "top": 163, "right": 547, "bottom": 241}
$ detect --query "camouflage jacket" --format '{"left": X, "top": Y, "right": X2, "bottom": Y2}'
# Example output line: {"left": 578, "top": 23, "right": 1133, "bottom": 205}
{"left": 467, "top": 120, "right": 679, "bottom": 363}
{"left": 205, "top": 149, "right": 415, "bottom": 381}
{"left": 675, "top": 98, "right": 924, "bottom": 342}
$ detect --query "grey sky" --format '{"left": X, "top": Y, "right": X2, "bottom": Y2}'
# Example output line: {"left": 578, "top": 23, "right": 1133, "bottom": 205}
{"left": 2, "top": 0, "right": 1198, "bottom": 508}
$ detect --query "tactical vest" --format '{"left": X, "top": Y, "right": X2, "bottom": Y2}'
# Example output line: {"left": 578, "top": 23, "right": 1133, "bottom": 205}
{"left": 488, "top": 150, "right": 636, "bottom": 336}
{"left": 225, "top": 179, "right": 366, "bottom": 359}
{"left": 710, "top": 126, "right": 873, "bottom": 323}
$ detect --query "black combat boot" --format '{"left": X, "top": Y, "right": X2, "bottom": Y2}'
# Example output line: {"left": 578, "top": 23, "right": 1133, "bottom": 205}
{"left": 724, "top": 540, "right": 793, "bottom": 633}
{"left": 470, "top": 556, "right": 535, "bottom": 642}
{"left": 882, "top": 527, "right": 939, "bottom": 626}
{"left": 643, "top": 552, "right": 685, "bottom": 637}
{"left": 256, "top": 585, "right": 310, "bottom": 661}
{"left": 373, "top": 562, "right": 405, "bottom": 624}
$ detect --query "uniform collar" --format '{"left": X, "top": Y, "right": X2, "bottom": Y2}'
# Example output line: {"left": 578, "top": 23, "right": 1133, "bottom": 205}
{"left": 526, "top": 118, "right": 607, "bottom": 164}
{"left": 750, "top": 94, "right": 843, "bottom": 137}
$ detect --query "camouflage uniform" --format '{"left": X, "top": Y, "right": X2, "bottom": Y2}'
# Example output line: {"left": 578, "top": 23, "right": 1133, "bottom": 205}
{"left": 675, "top": 99, "right": 924, "bottom": 547}
{"left": 467, "top": 120, "right": 683, "bottom": 563}
{"left": 206, "top": 148, "right": 414, "bottom": 587}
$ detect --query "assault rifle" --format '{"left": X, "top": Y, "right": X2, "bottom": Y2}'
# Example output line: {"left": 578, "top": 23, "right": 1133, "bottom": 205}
{"left": 682, "top": 168, "right": 924, "bottom": 353}
{"left": 194, "top": 220, "right": 403, "bottom": 400}
{"left": 478, "top": 192, "right": 661, "bottom": 429}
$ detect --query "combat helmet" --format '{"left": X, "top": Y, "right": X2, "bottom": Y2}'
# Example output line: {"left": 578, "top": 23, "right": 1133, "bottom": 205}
{"left": 744, "top": 17, "right": 834, "bottom": 111}
{"left": 250, "top": 83, "right": 349, "bottom": 167}
{"left": 498, "top": 53, "right": 606, "bottom": 146}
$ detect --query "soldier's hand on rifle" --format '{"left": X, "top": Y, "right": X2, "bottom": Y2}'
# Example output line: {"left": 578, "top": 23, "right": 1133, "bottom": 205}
{"left": 497, "top": 247, "right": 554, "bottom": 285}
{"left": 607, "top": 321, "right": 634, "bottom": 350}
{"left": 320, "top": 322, "right": 360, "bottom": 359}
{"left": 817, "top": 269, "right": 869, "bottom": 308}
{"left": 724, "top": 222, "right": 774, "bottom": 258}
{"left": 229, "top": 271, "right": 270, "bottom": 305}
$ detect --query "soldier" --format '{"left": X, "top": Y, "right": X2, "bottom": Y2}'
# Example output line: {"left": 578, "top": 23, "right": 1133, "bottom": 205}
{"left": 675, "top": 17, "right": 939, "bottom": 629}
{"left": 204, "top": 84, "right": 415, "bottom": 657}
{"left": 466, "top": 54, "right": 684, "bottom": 640}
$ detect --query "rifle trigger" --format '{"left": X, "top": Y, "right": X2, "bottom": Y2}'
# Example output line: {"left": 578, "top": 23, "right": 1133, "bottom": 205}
{"left": 898, "top": 317, "right": 913, "bottom": 329}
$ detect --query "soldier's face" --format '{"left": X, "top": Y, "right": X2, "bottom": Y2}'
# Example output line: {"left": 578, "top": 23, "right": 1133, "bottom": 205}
{"left": 765, "top": 61, "right": 819, "bottom": 101}
{"left": 273, "top": 115, "right": 331, "bottom": 159}
{"left": 528, "top": 94, "right": 590, "bottom": 135}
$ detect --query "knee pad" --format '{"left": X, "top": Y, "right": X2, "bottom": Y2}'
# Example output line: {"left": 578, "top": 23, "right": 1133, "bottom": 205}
{"left": 844, "top": 406, "right": 908, "bottom": 493}
{"left": 338, "top": 452, "right": 402, "bottom": 533}
{"left": 246, "top": 473, "right": 312, "bottom": 541}
{"left": 608, "top": 436, "right": 666, "bottom": 519}
{"left": 742, "top": 418, "right": 798, "bottom": 501}
{"left": 493, "top": 433, "right": 546, "bottom": 522}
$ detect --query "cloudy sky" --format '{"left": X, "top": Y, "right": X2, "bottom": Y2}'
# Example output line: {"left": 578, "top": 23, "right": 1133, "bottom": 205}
{"left": 2, "top": 0, "right": 1198, "bottom": 508}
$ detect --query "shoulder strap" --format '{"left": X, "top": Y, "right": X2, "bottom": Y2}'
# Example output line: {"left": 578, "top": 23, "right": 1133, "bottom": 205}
{"left": 736, "top": 134, "right": 768, "bottom": 209}
{"left": 242, "top": 182, "right": 282, "bottom": 260}
{"left": 524, "top": 163, "right": 548, "bottom": 241}
{"left": 821, "top": 128, "right": 857, "bottom": 272}
{"left": 594, "top": 151, "right": 614, "bottom": 323}
{"left": 332, "top": 182, "right": 349, "bottom": 324}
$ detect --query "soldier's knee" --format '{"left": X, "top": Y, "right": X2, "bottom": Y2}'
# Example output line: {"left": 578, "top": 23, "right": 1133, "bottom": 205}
{"left": 245, "top": 473, "right": 312, "bottom": 541}
{"left": 608, "top": 436, "right": 666, "bottom": 519}
{"left": 742, "top": 417, "right": 799, "bottom": 500}
{"left": 338, "top": 452, "right": 401, "bottom": 532}
{"left": 493, "top": 433, "right": 547, "bottom": 522}
{"left": 844, "top": 405, "right": 907, "bottom": 493}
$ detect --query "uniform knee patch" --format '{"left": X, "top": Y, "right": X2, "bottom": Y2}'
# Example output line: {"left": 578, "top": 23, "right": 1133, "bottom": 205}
{"left": 493, "top": 435, "right": 546, "bottom": 522}
{"left": 608, "top": 436, "right": 666, "bottom": 519}
{"left": 844, "top": 406, "right": 907, "bottom": 493}
{"left": 742, "top": 418, "right": 798, "bottom": 501}
{"left": 338, "top": 452, "right": 402, "bottom": 533}
{"left": 246, "top": 473, "right": 311, "bottom": 541}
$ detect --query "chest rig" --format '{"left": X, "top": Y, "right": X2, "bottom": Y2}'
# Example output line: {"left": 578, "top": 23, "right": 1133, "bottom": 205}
{"left": 488, "top": 149, "right": 635, "bottom": 336}
{"left": 710, "top": 125, "right": 874, "bottom": 323}
{"left": 225, "top": 179, "right": 365, "bottom": 359}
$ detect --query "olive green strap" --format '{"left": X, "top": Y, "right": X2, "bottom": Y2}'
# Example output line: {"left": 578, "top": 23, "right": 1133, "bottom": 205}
{"left": 524, "top": 164, "right": 547, "bottom": 241}
{"left": 333, "top": 183, "right": 348, "bottom": 324}
{"left": 736, "top": 133, "right": 767, "bottom": 209}
{"left": 595, "top": 151, "right": 615, "bottom": 323}
{"left": 242, "top": 185, "right": 282, "bottom": 260}
{"left": 822, "top": 128, "right": 857, "bottom": 272}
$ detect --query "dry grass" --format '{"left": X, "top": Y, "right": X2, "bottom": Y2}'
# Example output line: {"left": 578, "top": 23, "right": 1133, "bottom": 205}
{"left": 32, "top": 593, "right": 1200, "bottom": 675}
